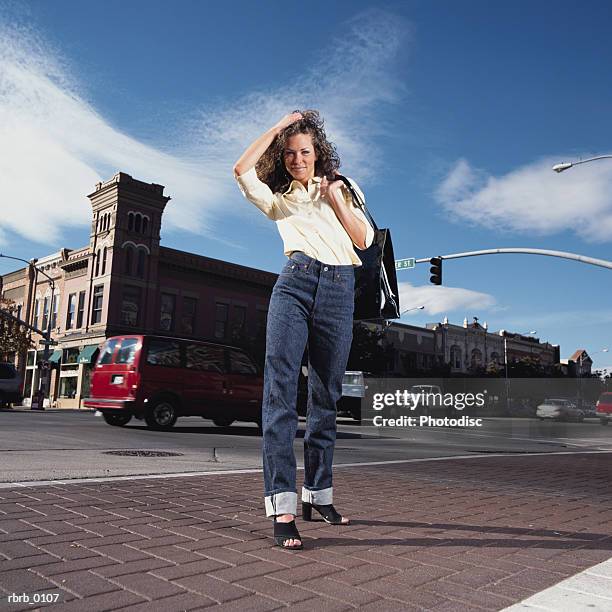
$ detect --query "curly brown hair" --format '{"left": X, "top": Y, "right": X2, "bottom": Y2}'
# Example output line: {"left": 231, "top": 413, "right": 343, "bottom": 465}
{"left": 255, "top": 110, "right": 341, "bottom": 194}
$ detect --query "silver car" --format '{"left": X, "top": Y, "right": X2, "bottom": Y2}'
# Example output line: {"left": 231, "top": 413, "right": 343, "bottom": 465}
{"left": 536, "top": 398, "right": 584, "bottom": 422}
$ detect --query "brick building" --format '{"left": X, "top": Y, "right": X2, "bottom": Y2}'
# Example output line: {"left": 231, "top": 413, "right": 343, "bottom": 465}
{"left": 1, "top": 172, "right": 276, "bottom": 408}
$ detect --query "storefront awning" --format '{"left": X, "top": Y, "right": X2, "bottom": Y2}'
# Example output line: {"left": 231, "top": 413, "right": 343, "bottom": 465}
{"left": 78, "top": 345, "right": 99, "bottom": 364}
{"left": 48, "top": 349, "right": 62, "bottom": 363}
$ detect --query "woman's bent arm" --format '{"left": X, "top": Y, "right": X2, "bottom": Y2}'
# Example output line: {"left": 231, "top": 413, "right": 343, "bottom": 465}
{"left": 233, "top": 112, "right": 302, "bottom": 177}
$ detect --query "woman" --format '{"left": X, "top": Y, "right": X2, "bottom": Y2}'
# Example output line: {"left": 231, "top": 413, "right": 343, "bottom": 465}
{"left": 233, "top": 110, "right": 374, "bottom": 549}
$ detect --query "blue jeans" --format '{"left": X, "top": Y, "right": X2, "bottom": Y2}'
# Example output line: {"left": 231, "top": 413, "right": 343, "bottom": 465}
{"left": 262, "top": 251, "right": 355, "bottom": 517}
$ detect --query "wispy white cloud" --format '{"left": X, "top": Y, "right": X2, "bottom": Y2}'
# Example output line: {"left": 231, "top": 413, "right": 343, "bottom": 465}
{"left": 398, "top": 281, "right": 497, "bottom": 317}
{"left": 0, "top": 10, "right": 408, "bottom": 249}
{"left": 435, "top": 157, "right": 612, "bottom": 243}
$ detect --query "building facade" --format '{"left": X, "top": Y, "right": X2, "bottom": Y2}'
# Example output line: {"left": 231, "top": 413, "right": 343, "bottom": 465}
{"left": 426, "top": 317, "right": 558, "bottom": 375}
{"left": 1, "top": 173, "right": 276, "bottom": 408}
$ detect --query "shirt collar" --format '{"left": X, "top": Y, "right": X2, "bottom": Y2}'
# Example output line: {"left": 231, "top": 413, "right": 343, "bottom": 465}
{"left": 282, "top": 175, "right": 322, "bottom": 195}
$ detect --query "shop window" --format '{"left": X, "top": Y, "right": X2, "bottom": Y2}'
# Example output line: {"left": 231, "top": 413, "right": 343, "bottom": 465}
{"left": 121, "top": 286, "right": 141, "bottom": 327}
{"left": 215, "top": 303, "right": 228, "bottom": 340}
{"left": 136, "top": 249, "right": 145, "bottom": 278}
{"left": 76, "top": 291, "right": 86, "bottom": 328}
{"left": 159, "top": 293, "right": 176, "bottom": 331}
{"left": 180, "top": 297, "right": 197, "bottom": 335}
{"left": 66, "top": 293, "right": 76, "bottom": 330}
{"left": 91, "top": 285, "right": 104, "bottom": 324}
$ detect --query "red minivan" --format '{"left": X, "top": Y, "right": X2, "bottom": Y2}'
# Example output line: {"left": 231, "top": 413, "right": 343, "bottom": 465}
{"left": 596, "top": 392, "right": 612, "bottom": 425}
{"left": 83, "top": 335, "right": 263, "bottom": 430}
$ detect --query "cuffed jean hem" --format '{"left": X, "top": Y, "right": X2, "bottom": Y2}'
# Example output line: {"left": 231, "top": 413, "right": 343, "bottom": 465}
{"left": 264, "top": 491, "right": 297, "bottom": 518}
{"left": 302, "top": 486, "right": 333, "bottom": 505}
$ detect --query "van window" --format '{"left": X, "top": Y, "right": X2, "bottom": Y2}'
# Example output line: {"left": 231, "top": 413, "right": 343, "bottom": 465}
{"left": 146, "top": 339, "right": 181, "bottom": 367}
{"left": 229, "top": 349, "right": 257, "bottom": 375}
{"left": 98, "top": 339, "right": 119, "bottom": 365}
{"left": 116, "top": 338, "right": 139, "bottom": 365}
{"left": 0, "top": 364, "right": 16, "bottom": 379}
{"left": 186, "top": 344, "right": 225, "bottom": 373}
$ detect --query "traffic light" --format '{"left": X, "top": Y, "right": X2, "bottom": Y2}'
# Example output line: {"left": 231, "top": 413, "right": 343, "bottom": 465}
{"left": 429, "top": 257, "right": 442, "bottom": 285}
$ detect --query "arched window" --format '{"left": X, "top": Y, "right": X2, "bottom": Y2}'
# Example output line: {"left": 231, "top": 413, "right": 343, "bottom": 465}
{"left": 450, "top": 345, "right": 462, "bottom": 369}
{"left": 136, "top": 249, "right": 145, "bottom": 278}
{"left": 471, "top": 348, "right": 483, "bottom": 369}
{"left": 128, "top": 212, "right": 134, "bottom": 231}
{"left": 101, "top": 247, "right": 107, "bottom": 275}
{"left": 125, "top": 245, "right": 134, "bottom": 275}
{"left": 134, "top": 214, "right": 142, "bottom": 234}
{"left": 142, "top": 216, "right": 148, "bottom": 235}
{"left": 95, "top": 249, "right": 101, "bottom": 276}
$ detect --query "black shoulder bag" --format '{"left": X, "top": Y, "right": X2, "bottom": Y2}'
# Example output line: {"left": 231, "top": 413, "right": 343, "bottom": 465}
{"left": 336, "top": 175, "right": 401, "bottom": 321}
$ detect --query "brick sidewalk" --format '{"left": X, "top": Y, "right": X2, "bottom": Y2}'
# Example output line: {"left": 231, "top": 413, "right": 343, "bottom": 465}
{"left": 1, "top": 453, "right": 611, "bottom": 611}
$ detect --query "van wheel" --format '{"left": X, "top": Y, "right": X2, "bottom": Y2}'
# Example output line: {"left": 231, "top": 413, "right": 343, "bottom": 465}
{"left": 102, "top": 413, "right": 132, "bottom": 427}
{"left": 212, "top": 416, "right": 234, "bottom": 427}
{"left": 145, "top": 398, "right": 178, "bottom": 430}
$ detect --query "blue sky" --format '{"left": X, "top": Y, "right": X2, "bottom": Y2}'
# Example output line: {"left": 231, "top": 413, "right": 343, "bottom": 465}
{"left": 1, "top": 0, "right": 611, "bottom": 369}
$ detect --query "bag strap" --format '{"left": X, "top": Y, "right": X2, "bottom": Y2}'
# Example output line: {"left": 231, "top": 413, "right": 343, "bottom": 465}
{"left": 334, "top": 174, "right": 379, "bottom": 232}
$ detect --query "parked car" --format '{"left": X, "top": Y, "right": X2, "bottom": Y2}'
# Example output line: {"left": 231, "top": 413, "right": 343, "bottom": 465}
{"left": 536, "top": 398, "right": 584, "bottom": 422}
{"left": 336, "top": 371, "right": 373, "bottom": 421}
{"left": 596, "top": 392, "right": 612, "bottom": 425}
{"left": 294, "top": 368, "right": 369, "bottom": 422}
{"left": 406, "top": 384, "right": 444, "bottom": 415}
{"left": 580, "top": 402, "right": 598, "bottom": 419}
{"left": 83, "top": 335, "right": 264, "bottom": 430}
{"left": 0, "top": 362, "right": 22, "bottom": 408}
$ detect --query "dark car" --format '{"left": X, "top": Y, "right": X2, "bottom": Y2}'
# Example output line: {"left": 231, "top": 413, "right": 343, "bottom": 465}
{"left": 84, "top": 335, "right": 263, "bottom": 430}
{"left": 0, "top": 362, "right": 22, "bottom": 408}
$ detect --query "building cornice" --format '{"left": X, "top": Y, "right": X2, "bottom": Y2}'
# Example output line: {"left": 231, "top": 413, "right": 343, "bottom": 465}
{"left": 159, "top": 246, "right": 277, "bottom": 287}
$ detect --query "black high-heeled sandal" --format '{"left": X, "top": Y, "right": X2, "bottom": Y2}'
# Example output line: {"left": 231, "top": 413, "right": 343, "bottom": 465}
{"left": 302, "top": 501, "right": 350, "bottom": 525}
{"left": 273, "top": 518, "right": 303, "bottom": 550}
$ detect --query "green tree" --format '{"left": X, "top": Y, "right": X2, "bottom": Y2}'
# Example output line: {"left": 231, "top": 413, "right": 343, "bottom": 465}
{"left": 347, "top": 323, "right": 386, "bottom": 374}
{"left": 0, "top": 297, "right": 34, "bottom": 358}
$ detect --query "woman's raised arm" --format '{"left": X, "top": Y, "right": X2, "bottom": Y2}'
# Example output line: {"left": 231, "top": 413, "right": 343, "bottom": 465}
{"left": 232, "top": 112, "right": 302, "bottom": 177}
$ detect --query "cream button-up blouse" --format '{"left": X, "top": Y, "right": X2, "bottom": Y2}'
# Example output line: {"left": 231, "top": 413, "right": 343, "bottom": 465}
{"left": 235, "top": 167, "right": 375, "bottom": 267}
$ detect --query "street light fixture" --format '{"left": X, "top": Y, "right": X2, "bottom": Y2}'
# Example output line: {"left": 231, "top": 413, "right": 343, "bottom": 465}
{"left": 402, "top": 306, "right": 425, "bottom": 315}
{"left": 0, "top": 253, "right": 56, "bottom": 409}
{"left": 552, "top": 155, "right": 612, "bottom": 173}
{"left": 382, "top": 305, "right": 425, "bottom": 329}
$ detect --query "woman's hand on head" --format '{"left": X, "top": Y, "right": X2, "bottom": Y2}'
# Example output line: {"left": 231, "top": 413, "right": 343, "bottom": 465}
{"left": 274, "top": 112, "right": 303, "bottom": 132}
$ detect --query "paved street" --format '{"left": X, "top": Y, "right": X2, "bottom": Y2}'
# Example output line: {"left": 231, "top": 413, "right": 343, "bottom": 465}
{"left": 1, "top": 452, "right": 611, "bottom": 611}
{"left": 1, "top": 409, "right": 611, "bottom": 611}
{"left": 1, "top": 409, "right": 611, "bottom": 484}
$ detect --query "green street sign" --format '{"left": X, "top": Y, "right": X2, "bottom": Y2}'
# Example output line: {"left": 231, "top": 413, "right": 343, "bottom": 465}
{"left": 395, "top": 258, "right": 415, "bottom": 270}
